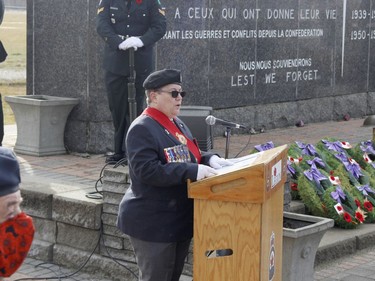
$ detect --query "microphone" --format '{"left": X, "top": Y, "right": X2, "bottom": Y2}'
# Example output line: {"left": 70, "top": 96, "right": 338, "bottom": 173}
{"left": 205, "top": 115, "right": 247, "bottom": 129}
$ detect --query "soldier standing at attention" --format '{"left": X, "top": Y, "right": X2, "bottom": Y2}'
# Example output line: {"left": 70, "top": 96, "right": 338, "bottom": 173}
{"left": 96, "top": 0, "right": 166, "bottom": 164}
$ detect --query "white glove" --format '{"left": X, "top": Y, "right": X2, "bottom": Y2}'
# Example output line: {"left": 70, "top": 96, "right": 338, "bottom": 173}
{"left": 118, "top": 37, "right": 144, "bottom": 51}
{"left": 196, "top": 164, "right": 218, "bottom": 180}
{"left": 209, "top": 155, "right": 234, "bottom": 169}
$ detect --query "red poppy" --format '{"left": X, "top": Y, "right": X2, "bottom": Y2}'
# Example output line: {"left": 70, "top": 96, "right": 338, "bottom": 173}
{"left": 341, "top": 141, "right": 352, "bottom": 149}
{"left": 355, "top": 199, "right": 361, "bottom": 207}
{"left": 343, "top": 212, "right": 352, "bottom": 223}
{"left": 364, "top": 201, "right": 373, "bottom": 212}
{"left": 336, "top": 205, "right": 343, "bottom": 212}
{"left": 355, "top": 211, "right": 365, "bottom": 223}
{"left": 136, "top": 0, "right": 142, "bottom": 4}
{"left": 291, "top": 183, "right": 298, "bottom": 191}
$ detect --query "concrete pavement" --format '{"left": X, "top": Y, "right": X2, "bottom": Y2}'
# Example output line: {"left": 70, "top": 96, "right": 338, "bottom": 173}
{"left": 3, "top": 117, "right": 375, "bottom": 280}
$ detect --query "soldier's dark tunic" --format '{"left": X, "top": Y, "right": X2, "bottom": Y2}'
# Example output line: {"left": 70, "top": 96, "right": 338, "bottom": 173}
{"left": 96, "top": 0, "right": 166, "bottom": 158}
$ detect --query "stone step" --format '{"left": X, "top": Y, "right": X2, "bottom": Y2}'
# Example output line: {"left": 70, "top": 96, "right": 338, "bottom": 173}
{"left": 21, "top": 180, "right": 103, "bottom": 264}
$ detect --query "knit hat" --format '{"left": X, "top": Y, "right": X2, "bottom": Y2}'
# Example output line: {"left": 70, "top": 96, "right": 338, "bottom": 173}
{"left": 0, "top": 147, "right": 20, "bottom": 197}
{"left": 143, "top": 69, "right": 182, "bottom": 90}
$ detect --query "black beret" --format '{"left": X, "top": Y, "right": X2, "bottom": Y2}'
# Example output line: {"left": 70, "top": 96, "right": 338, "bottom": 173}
{"left": 143, "top": 69, "right": 182, "bottom": 90}
{"left": 0, "top": 147, "right": 20, "bottom": 197}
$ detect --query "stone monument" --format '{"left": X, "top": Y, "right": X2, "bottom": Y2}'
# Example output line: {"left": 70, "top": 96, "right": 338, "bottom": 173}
{"left": 26, "top": 0, "right": 375, "bottom": 153}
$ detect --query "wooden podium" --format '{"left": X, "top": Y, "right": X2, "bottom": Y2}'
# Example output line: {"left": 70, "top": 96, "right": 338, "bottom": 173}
{"left": 188, "top": 145, "right": 288, "bottom": 281}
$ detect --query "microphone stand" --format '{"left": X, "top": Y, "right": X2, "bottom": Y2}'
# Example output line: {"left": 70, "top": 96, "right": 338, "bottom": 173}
{"left": 224, "top": 126, "right": 232, "bottom": 159}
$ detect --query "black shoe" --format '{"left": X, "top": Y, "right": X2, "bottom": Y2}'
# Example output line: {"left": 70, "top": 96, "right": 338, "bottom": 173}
{"left": 105, "top": 153, "right": 127, "bottom": 164}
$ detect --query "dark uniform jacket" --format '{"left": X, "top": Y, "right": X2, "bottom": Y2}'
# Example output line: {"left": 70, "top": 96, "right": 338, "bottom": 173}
{"left": 117, "top": 114, "right": 214, "bottom": 242}
{"left": 96, "top": 0, "right": 166, "bottom": 76}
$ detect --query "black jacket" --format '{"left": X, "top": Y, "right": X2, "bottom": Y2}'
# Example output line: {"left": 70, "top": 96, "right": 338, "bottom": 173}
{"left": 96, "top": 0, "right": 166, "bottom": 76}
{"left": 117, "top": 114, "right": 214, "bottom": 242}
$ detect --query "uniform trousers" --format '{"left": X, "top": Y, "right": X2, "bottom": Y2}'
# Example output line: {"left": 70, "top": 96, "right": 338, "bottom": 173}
{"left": 104, "top": 71, "right": 146, "bottom": 155}
{"left": 129, "top": 236, "right": 191, "bottom": 281}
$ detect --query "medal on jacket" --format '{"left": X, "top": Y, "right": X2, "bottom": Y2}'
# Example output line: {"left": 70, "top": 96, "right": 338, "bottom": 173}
{"left": 143, "top": 107, "right": 202, "bottom": 163}
{"left": 164, "top": 145, "right": 191, "bottom": 163}
{"left": 175, "top": 132, "right": 187, "bottom": 145}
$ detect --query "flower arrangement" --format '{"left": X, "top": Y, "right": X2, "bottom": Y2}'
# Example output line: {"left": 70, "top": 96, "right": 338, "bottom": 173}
{"left": 347, "top": 141, "right": 375, "bottom": 182}
{"left": 322, "top": 185, "right": 363, "bottom": 228}
{"left": 253, "top": 138, "right": 375, "bottom": 229}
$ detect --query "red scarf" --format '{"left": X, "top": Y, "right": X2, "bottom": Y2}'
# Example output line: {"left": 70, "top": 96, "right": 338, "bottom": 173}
{"left": 143, "top": 107, "right": 202, "bottom": 163}
{"left": 0, "top": 212, "right": 35, "bottom": 277}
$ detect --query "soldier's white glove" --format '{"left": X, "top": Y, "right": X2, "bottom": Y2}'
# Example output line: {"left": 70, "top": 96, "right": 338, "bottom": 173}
{"left": 209, "top": 155, "right": 234, "bottom": 169}
{"left": 118, "top": 37, "right": 144, "bottom": 51}
{"left": 196, "top": 164, "right": 218, "bottom": 180}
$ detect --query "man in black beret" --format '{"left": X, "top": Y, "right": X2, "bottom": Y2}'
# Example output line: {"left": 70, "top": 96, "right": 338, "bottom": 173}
{"left": 117, "top": 69, "right": 232, "bottom": 281}
{"left": 0, "top": 147, "right": 34, "bottom": 280}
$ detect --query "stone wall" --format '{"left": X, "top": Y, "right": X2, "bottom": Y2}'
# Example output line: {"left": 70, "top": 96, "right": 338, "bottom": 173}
{"left": 21, "top": 178, "right": 139, "bottom": 281}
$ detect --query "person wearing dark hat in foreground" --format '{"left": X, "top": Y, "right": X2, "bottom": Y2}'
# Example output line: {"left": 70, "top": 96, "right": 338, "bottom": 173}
{"left": 117, "top": 69, "right": 232, "bottom": 281}
{"left": 0, "top": 147, "right": 34, "bottom": 280}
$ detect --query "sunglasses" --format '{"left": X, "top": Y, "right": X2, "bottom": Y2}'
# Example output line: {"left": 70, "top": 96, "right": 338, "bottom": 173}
{"left": 158, "top": 90, "right": 187, "bottom": 98}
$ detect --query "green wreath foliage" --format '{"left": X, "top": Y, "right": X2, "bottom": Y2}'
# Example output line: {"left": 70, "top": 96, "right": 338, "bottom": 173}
{"left": 297, "top": 173, "right": 326, "bottom": 217}
{"left": 347, "top": 143, "right": 368, "bottom": 166}
{"left": 283, "top": 138, "right": 375, "bottom": 229}
{"left": 315, "top": 142, "right": 342, "bottom": 170}
{"left": 322, "top": 186, "right": 359, "bottom": 229}
{"left": 288, "top": 143, "right": 303, "bottom": 158}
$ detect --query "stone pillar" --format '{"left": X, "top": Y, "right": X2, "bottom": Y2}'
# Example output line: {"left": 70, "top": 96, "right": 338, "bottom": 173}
{"left": 26, "top": 0, "right": 113, "bottom": 154}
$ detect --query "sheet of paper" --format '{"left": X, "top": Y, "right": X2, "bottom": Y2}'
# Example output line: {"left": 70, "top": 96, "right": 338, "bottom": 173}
{"left": 216, "top": 152, "right": 263, "bottom": 175}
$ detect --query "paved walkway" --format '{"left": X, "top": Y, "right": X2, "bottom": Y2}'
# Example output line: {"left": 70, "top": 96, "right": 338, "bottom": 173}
{"left": 2, "top": 117, "right": 375, "bottom": 280}
{"left": 314, "top": 246, "right": 375, "bottom": 281}
{"left": 3, "top": 118, "right": 373, "bottom": 188}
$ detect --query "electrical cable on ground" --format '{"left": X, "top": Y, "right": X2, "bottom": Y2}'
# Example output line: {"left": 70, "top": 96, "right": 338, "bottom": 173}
{"left": 85, "top": 158, "right": 127, "bottom": 199}
{"left": 233, "top": 129, "right": 253, "bottom": 158}
{"left": 13, "top": 220, "right": 139, "bottom": 281}
{"left": 13, "top": 222, "right": 102, "bottom": 281}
